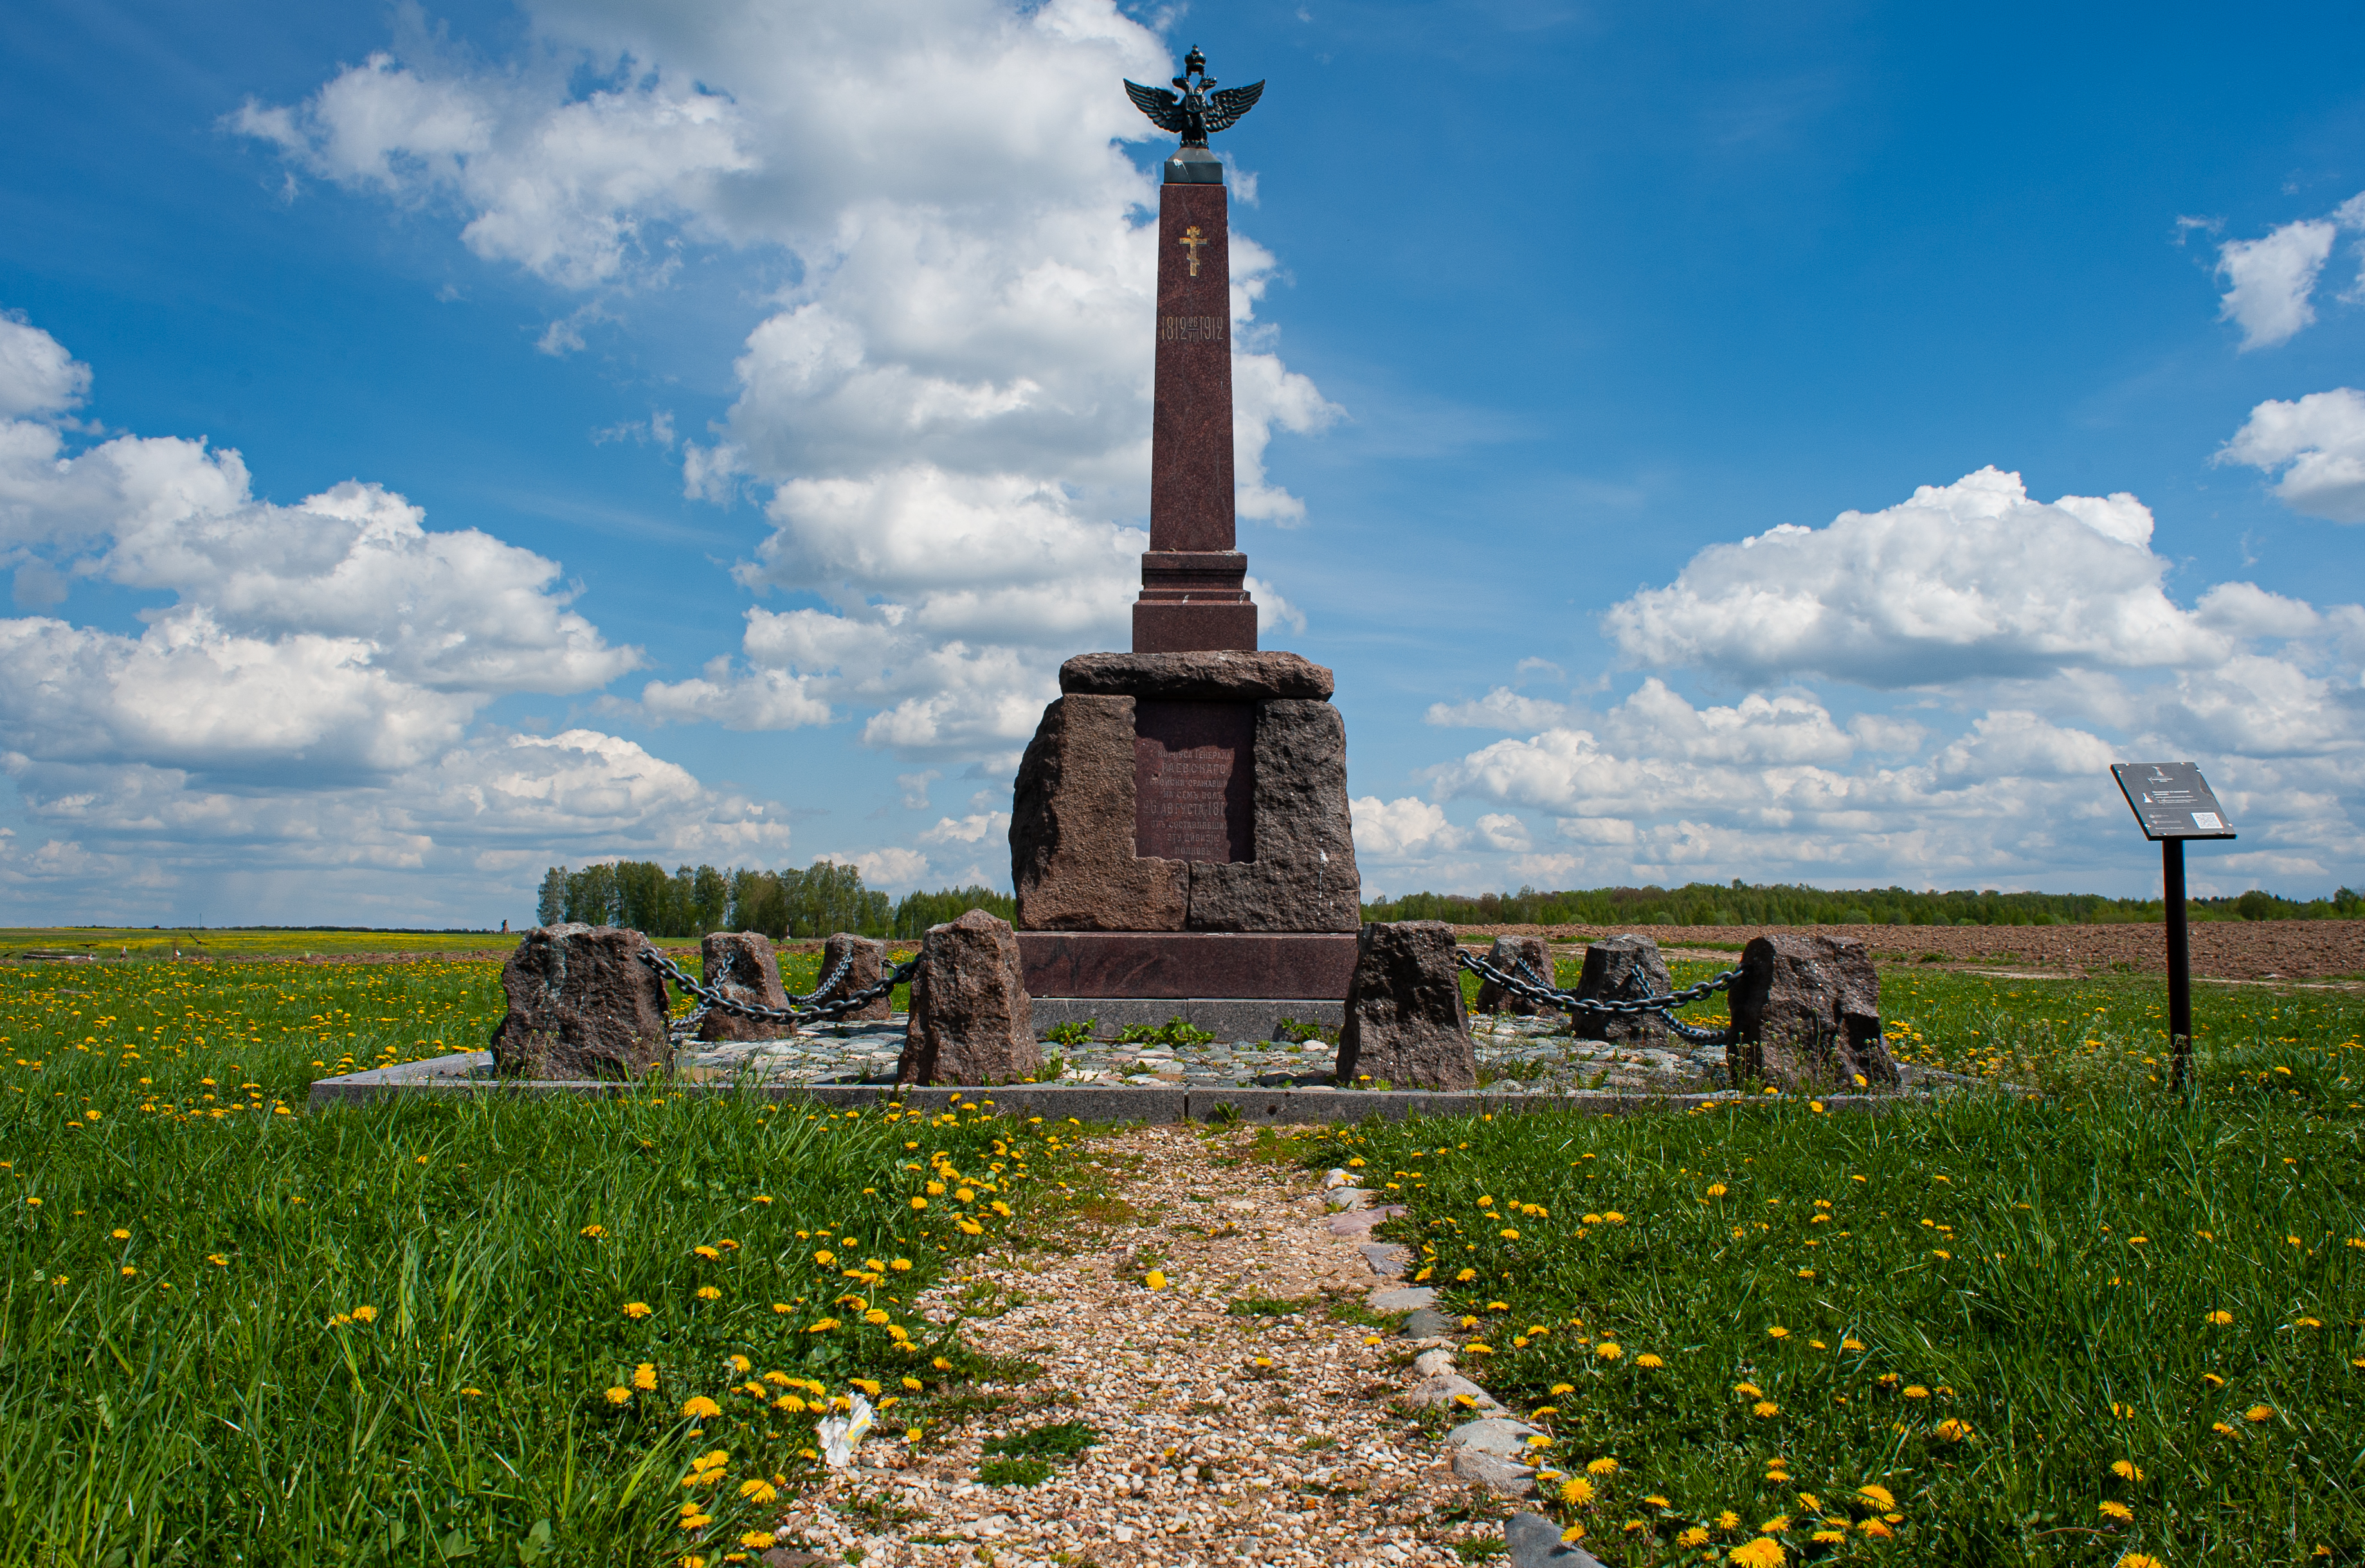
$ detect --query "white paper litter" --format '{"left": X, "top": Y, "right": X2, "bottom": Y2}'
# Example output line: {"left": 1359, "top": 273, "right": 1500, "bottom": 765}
{"left": 818, "top": 1391, "right": 875, "bottom": 1468}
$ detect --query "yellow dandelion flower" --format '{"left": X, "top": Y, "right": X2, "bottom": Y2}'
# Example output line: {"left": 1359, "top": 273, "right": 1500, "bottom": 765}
{"left": 633, "top": 1363, "right": 659, "bottom": 1391}
{"left": 1855, "top": 1484, "right": 1895, "bottom": 1510}
{"left": 1767, "top": 1326, "right": 1790, "bottom": 1339}
{"left": 1679, "top": 1526, "right": 1710, "bottom": 1547}
{"left": 2112, "top": 1460, "right": 2143, "bottom": 1482}
{"left": 682, "top": 1396, "right": 721, "bottom": 1418}
{"left": 1903, "top": 1385, "right": 1930, "bottom": 1400}
{"left": 1596, "top": 1342, "right": 1623, "bottom": 1361}
{"left": 1145, "top": 1270, "right": 1167, "bottom": 1290}
{"left": 1636, "top": 1353, "right": 1665, "bottom": 1369}
{"left": 1730, "top": 1537, "right": 1786, "bottom": 1567}
{"left": 2245, "top": 1404, "right": 2276, "bottom": 1422}
{"left": 1587, "top": 1456, "right": 1618, "bottom": 1476}
{"left": 738, "top": 1479, "right": 778, "bottom": 1504}
{"left": 2206, "top": 1310, "right": 2233, "bottom": 1325}
{"left": 1560, "top": 1476, "right": 1595, "bottom": 1506}
{"left": 624, "top": 1301, "right": 653, "bottom": 1319}
{"left": 604, "top": 1386, "right": 632, "bottom": 1405}
{"left": 1753, "top": 1400, "right": 1780, "bottom": 1418}
{"left": 2098, "top": 1500, "right": 2133, "bottom": 1522}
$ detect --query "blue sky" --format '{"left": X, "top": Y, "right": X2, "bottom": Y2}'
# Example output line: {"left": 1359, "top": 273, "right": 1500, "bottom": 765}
{"left": 3, "top": 0, "right": 2361, "bottom": 926}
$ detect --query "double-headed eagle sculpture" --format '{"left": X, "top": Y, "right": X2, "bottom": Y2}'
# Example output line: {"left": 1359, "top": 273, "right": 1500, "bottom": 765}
{"left": 1124, "top": 46, "right": 1263, "bottom": 147}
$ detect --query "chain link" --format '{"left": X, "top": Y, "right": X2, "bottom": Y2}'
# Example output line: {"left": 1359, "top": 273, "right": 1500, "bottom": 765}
{"left": 639, "top": 945, "right": 920, "bottom": 1045}
{"left": 1458, "top": 948, "right": 1739, "bottom": 1045}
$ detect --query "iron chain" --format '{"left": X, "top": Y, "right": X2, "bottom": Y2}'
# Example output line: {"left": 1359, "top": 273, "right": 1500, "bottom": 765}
{"left": 1456, "top": 948, "right": 1739, "bottom": 1045}
{"left": 639, "top": 945, "right": 920, "bottom": 1045}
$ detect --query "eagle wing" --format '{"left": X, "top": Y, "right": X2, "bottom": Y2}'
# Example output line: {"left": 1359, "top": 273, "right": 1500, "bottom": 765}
{"left": 1123, "top": 80, "right": 1189, "bottom": 133}
{"left": 1201, "top": 80, "right": 1265, "bottom": 134}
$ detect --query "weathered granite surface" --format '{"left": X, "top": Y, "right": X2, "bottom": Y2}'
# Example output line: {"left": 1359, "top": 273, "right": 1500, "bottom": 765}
{"left": 1061, "top": 650, "right": 1334, "bottom": 701}
{"left": 1010, "top": 694, "right": 1188, "bottom": 932}
{"left": 1729, "top": 932, "right": 1896, "bottom": 1090}
{"left": 896, "top": 910, "right": 1041, "bottom": 1087}
{"left": 1571, "top": 932, "right": 1676, "bottom": 1045}
{"left": 1335, "top": 921, "right": 1478, "bottom": 1092}
{"left": 816, "top": 932, "right": 892, "bottom": 1022}
{"left": 696, "top": 930, "right": 791, "bottom": 1042}
{"left": 489, "top": 924, "right": 671, "bottom": 1079}
{"left": 1473, "top": 933, "right": 1554, "bottom": 1016}
{"left": 1186, "top": 699, "right": 1361, "bottom": 932}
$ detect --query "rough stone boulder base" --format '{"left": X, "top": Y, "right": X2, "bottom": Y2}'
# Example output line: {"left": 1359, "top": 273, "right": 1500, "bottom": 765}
{"left": 1186, "top": 698, "right": 1361, "bottom": 932}
{"left": 1472, "top": 934, "right": 1554, "bottom": 1016}
{"left": 1010, "top": 694, "right": 1187, "bottom": 931}
{"left": 896, "top": 910, "right": 1042, "bottom": 1086}
{"left": 696, "top": 930, "right": 792, "bottom": 1042}
{"left": 1060, "top": 649, "right": 1334, "bottom": 701}
{"left": 1571, "top": 932, "right": 1675, "bottom": 1045}
{"left": 1335, "top": 921, "right": 1478, "bottom": 1092}
{"left": 490, "top": 924, "right": 671, "bottom": 1079}
{"left": 816, "top": 932, "right": 893, "bottom": 1022}
{"left": 1729, "top": 933, "right": 1896, "bottom": 1090}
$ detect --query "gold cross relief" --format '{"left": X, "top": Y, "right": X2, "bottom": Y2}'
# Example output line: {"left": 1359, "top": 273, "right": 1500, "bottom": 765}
{"left": 1179, "top": 225, "right": 1208, "bottom": 278}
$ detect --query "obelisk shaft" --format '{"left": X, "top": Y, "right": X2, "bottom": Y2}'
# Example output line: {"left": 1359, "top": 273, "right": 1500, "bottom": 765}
{"left": 1135, "top": 157, "right": 1256, "bottom": 653}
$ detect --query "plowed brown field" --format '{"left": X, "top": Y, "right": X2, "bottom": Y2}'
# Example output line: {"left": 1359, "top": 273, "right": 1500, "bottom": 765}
{"left": 1456, "top": 919, "right": 2365, "bottom": 980}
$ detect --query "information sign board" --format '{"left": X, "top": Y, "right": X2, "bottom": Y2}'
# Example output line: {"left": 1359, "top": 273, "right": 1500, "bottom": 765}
{"left": 2111, "top": 762, "right": 2236, "bottom": 841}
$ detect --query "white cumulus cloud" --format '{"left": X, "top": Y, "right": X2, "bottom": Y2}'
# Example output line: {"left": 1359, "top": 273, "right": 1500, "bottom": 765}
{"left": 1604, "top": 468, "right": 2229, "bottom": 687}
{"left": 2209, "top": 192, "right": 2365, "bottom": 350}
{"left": 0, "top": 314, "right": 90, "bottom": 418}
{"left": 241, "top": 0, "right": 1340, "bottom": 766}
{"left": 2216, "top": 218, "right": 2338, "bottom": 350}
{"left": 2218, "top": 388, "right": 2365, "bottom": 523}
{"left": 1399, "top": 468, "right": 2365, "bottom": 896}
{"left": 1350, "top": 796, "right": 1467, "bottom": 860}
{"left": 0, "top": 312, "right": 784, "bottom": 923}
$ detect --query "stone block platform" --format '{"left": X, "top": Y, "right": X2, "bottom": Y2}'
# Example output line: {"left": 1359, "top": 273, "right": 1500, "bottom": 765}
{"left": 305, "top": 1009, "right": 1966, "bottom": 1120}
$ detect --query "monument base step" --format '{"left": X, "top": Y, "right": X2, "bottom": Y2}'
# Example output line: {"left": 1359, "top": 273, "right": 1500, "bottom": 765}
{"left": 1028, "top": 996, "right": 1342, "bottom": 1040}
{"left": 1016, "top": 930, "right": 1357, "bottom": 998}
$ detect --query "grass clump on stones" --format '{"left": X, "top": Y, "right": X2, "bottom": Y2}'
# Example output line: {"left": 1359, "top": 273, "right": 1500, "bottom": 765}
{"left": 979, "top": 1419, "right": 1099, "bottom": 1486}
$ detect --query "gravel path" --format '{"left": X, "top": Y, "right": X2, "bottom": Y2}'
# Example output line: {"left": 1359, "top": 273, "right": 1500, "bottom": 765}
{"left": 765, "top": 1124, "right": 1505, "bottom": 1567}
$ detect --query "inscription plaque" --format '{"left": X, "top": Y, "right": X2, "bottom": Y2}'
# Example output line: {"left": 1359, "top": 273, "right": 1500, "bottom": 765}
{"left": 1134, "top": 699, "right": 1255, "bottom": 863}
{"left": 2112, "top": 762, "right": 2236, "bottom": 840}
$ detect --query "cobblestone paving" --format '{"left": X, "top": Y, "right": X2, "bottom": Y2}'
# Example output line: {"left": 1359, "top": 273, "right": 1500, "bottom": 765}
{"left": 681, "top": 1013, "right": 1730, "bottom": 1095}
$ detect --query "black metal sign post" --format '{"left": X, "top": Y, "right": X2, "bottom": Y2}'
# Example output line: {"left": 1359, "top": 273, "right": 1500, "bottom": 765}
{"left": 2111, "top": 762, "right": 2236, "bottom": 1090}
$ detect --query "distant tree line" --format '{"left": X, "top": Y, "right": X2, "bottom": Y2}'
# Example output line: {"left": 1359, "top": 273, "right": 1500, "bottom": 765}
{"left": 534, "top": 861, "right": 1016, "bottom": 941}
{"left": 1359, "top": 880, "right": 2365, "bottom": 928}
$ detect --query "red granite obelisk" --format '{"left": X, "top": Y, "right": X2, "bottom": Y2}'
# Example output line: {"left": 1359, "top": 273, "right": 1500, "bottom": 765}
{"left": 1134, "top": 145, "right": 1256, "bottom": 654}
{"left": 997, "top": 57, "right": 1363, "bottom": 1052}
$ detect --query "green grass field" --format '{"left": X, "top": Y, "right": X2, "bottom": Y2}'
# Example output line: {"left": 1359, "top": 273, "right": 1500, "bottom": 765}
{"left": 1321, "top": 969, "right": 2365, "bottom": 1565}
{"left": 0, "top": 927, "right": 518, "bottom": 959}
{"left": 0, "top": 955, "right": 1058, "bottom": 1566}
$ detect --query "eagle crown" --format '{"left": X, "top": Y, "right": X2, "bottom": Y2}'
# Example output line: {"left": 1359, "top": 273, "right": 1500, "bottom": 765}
{"left": 1124, "top": 46, "right": 1264, "bottom": 149}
